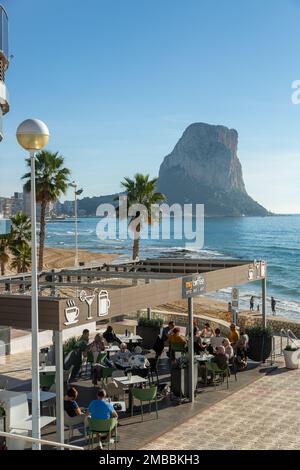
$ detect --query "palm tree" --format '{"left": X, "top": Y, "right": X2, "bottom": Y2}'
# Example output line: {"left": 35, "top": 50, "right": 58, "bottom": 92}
{"left": 119, "top": 173, "right": 166, "bottom": 260}
{"left": 10, "top": 243, "right": 32, "bottom": 273}
{"left": 10, "top": 212, "right": 31, "bottom": 246}
{"left": 22, "top": 151, "right": 71, "bottom": 271}
{"left": 0, "top": 235, "right": 10, "bottom": 276}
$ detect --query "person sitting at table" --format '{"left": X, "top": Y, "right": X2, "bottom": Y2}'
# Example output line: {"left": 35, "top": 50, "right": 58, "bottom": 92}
{"left": 210, "top": 328, "right": 224, "bottom": 352}
{"left": 167, "top": 327, "right": 187, "bottom": 346}
{"left": 228, "top": 323, "right": 240, "bottom": 348}
{"left": 201, "top": 322, "right": 213, "bottom": 338}
{"left": 239, "top": 327, "right": 249, "bottom": 350}
{"left": 222, "top": 338, "right": 234, "bottom": 359}
{"left": 194, "top": 326, "right": 208, "bottom": 354}
{"left": 211, "top": 345, "right": 229, "bottom": 370}
{"left": 128, "top": 346, "right": 150, "bottom": 369}
{"left": 113, "top": 343, "right": 132, "bottom": 369}
{"left": 88, "top": 333, "right": 105, "bottom": 356}
{"left": 87, "top": 389, "right": 118, "bottom": 449}
{"left": 235, "top": 335, "right": 248, "bottom": 370}
{"left": 103, "top": 325, "right": 121, "bottom": 345}
{"left": 64, "top": 387, "right": 86, "bottom": 425}
{"left": 161, "top": 320, "right": 175, "bottom": 343}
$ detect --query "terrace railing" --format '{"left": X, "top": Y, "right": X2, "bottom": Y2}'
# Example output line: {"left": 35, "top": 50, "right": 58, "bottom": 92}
{"left": 0, "top": 430, "right": 84, "bottom": 450}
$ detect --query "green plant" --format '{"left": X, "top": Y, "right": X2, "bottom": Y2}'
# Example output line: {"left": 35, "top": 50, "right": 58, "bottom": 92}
{"left": 284, "top": 344, "right": 300, "bottom": 352}
{"left": 63, "top": 336, "right": 80, "bottom": 355}
{"left": 245, "top": 325, "right": 273, "bottom": 338}
{"left": 138, "top": 317, "right": 163, "bottom": 328}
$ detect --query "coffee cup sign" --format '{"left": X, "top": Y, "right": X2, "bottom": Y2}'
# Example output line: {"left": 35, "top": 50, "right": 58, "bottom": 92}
{"left": 98, "top": 290, "right": 110, "bottom": 317}
{"left": 64, "top": 300, "right": 80, "bottom": 325}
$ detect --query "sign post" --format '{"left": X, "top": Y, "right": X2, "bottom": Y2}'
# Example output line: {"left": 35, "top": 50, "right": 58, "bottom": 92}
{"left": 231, "top": 287, "right": 239, "bottom": 323}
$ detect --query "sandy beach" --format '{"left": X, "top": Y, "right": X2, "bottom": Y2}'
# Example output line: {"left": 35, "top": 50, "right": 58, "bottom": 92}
{"left": 2, "top": 247, "right": 119, "bottom": 276}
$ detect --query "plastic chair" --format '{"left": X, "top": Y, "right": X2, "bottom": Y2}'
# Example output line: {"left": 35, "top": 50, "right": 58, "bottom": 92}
{"left": 205, "top": 362, "right": 229, "bottom": 389}
{"left": 104, "top": 382, "right": 126, "bottom": 401}
{"left": 112, "top": 370, "right": 125, "bottom": 379}
{"left": 131, "top": 385, "right": 158, "bottom": 421}
{"left": 86, "top": 417, "right": 118, "bottom": 450}
{"left": 39, "top": 373, "right": 55, "bottom": 390}
{"left": 63, "top": 365, "right": 74, "bottom": 384}
{"left": 64, "top": 411, "right": 86, "bottom": 442}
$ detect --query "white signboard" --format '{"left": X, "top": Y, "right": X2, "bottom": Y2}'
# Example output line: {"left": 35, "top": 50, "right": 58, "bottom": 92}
{"left": 231, "top": 287, "right": 239, "bottom": 309}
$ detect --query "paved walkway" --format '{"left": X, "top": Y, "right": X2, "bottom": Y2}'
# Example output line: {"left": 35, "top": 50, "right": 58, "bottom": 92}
{"left": 142, "top": 364, "right": 300, "bottom": 450}
{"left": 0, "top": 350, "right": 32, "bottom": 389}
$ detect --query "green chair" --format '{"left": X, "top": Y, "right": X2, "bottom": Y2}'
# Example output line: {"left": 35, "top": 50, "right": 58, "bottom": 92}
{"left": 86, "top": 417, "right": 118, "bottom": 450}
{"left": 131, "top": 385, "right": 158, "bottom": 421}
{"left": 39, "top": 372, "right": 55, "bottom": 390}
{"left": 98, "top": 352, "right": 108, "bottom": 365}
{"left": 205, "top": 362, "right": 229, "bottom": 389}
{"left": 100, "top": 367, "right": 114, "bottom": 383}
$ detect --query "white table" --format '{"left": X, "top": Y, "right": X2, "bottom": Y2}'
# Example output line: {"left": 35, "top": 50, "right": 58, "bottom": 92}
{"left": 11, "top": 415, "right": 56, "bottom": 431}
{"left": 26, "top": 391, "right": 56, "bottom": 402}
{"left": 195, "top": 354, "right": 214, "bottom": 362}
{"left": 114, "top": 375, "right": 148, "bottom": 412}
{"left": 118, "top": 335, "right": 142, "bottom": 344}
{"left": 110, "top": 401, "right": 126, "bottom": 413}
{"left": 25, "top": 391, "right": 56, "bottom": 415}
{"left": 39, "top": 365, "right": 56, "bottom": 373}
{"left": 105, "top": 345, "right": 120, "bottom": 352}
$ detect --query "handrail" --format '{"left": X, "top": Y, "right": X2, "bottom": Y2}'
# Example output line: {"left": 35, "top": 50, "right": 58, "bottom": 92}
{"left": 0, "top": 430, "right": 84, "bottom": 450}
{"left": 280, "top": 328, "right": 300, "bottom": 354}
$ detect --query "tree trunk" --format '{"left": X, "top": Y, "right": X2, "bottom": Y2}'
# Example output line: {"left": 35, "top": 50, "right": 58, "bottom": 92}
{"left": 0, "top": 262, "right": 5, "bottom": 276}
{"left": 133, "top": 223, "right": 141, "bottom": 260}
{"left": 38, "top": 200, "right": 47, "bottom": 271}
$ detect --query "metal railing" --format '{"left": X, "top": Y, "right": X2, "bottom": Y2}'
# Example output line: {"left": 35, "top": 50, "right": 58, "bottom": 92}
{"left": 280, "top": 328, "right": 300, "bottom": 354}
{"left": 0, "top": 430, "right": 84, "bottom": 450}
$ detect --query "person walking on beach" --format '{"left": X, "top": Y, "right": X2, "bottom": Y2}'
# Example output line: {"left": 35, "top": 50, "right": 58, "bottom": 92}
{"left": 271, "top": 297, "right": 276, "bottom": 315}
{"left": 250, "top": 296, "right": 254, "bottom": 311}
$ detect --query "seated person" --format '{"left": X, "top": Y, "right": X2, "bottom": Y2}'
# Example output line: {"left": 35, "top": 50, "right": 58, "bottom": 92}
{"left": 113, "top": 343, "right": 132, "bottom": 368}
{"left": 128, "top": 346, "right": 150, "bottom": 369}
{"left": 88, "top": 389, "right": 118, "bottom": 420}
{"left": 167, "top": 327, "right": 187, "bottom": 346}
{"left": 103, "top": 325, "right": 121, "bottom": 345}
{"left": 89, "top": 333, "right": 105, "bottom": 353}
{"left": 211, "top": 345, "right": 229, "bottom": 370}
{"left": 201, "top": 322, "right": 213, "bottom": 338}
{"left": 228, "top": 323, "right": 240, "bottom": 347}
{"left": 161, "top": 321, "right": 175, "bottom": 343}
{"left": 210, "top": 328, "right": 224, "bottom": 351}
{"left": 87, "top": 389, "right": 118, "bottom": 448}
{"left": 194, "top": 326, "right": 208, "bottom": 354}
{"left": 64, "top": 387, "right": 86, "bottom": 425}
{"left": 239, "top": 327, "right": 249, "bottom": 349}
{"left": 222, "top": 338, "right": 234, "bottom": 359}
{"left": 235, "top": 336, "right": 248, "bottom": 370}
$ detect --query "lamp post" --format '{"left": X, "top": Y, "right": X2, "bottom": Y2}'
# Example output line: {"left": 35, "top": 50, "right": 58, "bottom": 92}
{"left": 16, "top": 118, "right": 49, "bottom": 450}
{"left": 69, "top": 181, "right": 83, "bottom": 267}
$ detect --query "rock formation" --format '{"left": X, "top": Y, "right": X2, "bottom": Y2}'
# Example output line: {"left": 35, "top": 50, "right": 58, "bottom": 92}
{"left": 157, "top": 122, "right": 269, "bottom": 216}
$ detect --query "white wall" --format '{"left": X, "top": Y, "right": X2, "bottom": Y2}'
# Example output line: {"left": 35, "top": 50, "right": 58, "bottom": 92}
{"left": 9, "top": 322, "right": 97, "bottom": 354}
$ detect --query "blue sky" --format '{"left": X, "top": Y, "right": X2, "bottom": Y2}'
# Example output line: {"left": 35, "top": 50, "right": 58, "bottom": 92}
{"left": 1, "top": 0, "right": 300, "bottom": 213}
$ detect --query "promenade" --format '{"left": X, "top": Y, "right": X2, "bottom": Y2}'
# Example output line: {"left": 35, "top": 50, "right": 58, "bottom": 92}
{"left": 142, "top": 360, "right": 300, "bottom": 450}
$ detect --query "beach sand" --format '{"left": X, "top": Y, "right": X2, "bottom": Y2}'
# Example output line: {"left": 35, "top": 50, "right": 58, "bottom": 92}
{"left": 2, "top": 246, "right": 119, "bottom": 275}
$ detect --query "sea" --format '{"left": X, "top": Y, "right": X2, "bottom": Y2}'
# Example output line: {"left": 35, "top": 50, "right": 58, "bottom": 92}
{"left": 45, "top": 215, "right": 300, "bottom": 322}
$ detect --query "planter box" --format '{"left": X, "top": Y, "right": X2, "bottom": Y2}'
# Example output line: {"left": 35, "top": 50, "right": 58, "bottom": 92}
{"left": 247, "top": 335, "right": 272, "bottom": 362}
{"left": 283, "top": 349, "right": 300, "bottom": 369}
{"left": 136, "top": 326, "right": 161, "bottom": 349}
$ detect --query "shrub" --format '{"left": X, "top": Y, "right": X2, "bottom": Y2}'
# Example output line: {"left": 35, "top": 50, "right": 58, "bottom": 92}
{"left": 137, "top": 317, "right": 163, "bottom": 328}
{"left": 63, "top": 336, "right": 80, "bottom": 355}
{"left": 245, "top": 325, "right": 273, "bottom": 338}
{"left": 284, "top": 344, "right": 300, "bottom": 352}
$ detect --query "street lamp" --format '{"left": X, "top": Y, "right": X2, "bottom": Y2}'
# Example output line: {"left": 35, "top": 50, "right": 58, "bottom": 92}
{"left": 16, "top": 118, "right": 49, "bottom": 450}
{"left": 69, "top": 181, "right": 83, "bottom": 266}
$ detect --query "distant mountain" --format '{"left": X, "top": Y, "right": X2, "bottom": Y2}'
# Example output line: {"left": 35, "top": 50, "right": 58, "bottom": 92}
{"left": 78, "top": 193, "right": 119, "bottom": 215}
{"left": 157, "top": 122, "right": 269, "bottom": 216}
